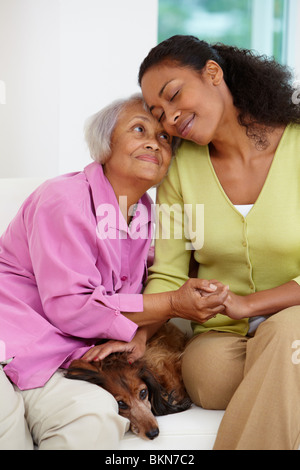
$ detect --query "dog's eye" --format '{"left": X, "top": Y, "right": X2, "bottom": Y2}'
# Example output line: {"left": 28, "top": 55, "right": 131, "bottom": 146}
{"left": 118, "top": 400, "right": 129, "bottom": 410}
{"left": 140, "top": 389, "right": 148, "bottom": 400}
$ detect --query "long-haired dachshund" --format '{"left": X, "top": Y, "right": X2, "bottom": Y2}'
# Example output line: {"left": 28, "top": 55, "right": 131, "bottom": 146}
{"left": 66, "top": 323, "right": 191, "bottom": 440}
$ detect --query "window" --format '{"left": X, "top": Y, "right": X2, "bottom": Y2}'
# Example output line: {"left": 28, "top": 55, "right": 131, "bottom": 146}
{"left": 158, "top": 0, "right": 293, "bottom": 67}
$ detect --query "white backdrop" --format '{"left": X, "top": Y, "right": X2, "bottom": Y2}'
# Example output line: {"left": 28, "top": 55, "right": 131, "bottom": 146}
{"left": 0, "top": 0, "right": 299, "bottom": 179}
{"left": 0, "top": 0, "right": 158, "bottom": 178}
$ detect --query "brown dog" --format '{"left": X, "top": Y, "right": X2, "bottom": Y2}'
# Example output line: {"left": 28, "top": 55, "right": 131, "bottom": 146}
{"left": 66, "top": 323, "right": 191, "bottom": 440}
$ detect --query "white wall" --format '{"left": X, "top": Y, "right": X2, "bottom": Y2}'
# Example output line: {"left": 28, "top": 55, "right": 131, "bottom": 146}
{"left": 0, "top": 0, "right": 299, "bottom": 179}
{"left": 0, "top": 0, "right": 60, "bottom": 178}
{"left": 58, "top": 0, "right": 158, "bottom": 174}
{"left": 0, "top": 0, "right": 158, "bottom": 178}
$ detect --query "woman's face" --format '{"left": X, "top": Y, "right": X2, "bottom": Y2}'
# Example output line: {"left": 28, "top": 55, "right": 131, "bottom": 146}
{"left": 104, "top": 101, "right": 173, "bottom": 190}
{"left": 141, "top": 61, "right": 226, "bottom": 146}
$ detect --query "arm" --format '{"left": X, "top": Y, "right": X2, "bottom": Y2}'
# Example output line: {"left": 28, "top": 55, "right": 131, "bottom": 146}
{"left": 123, "top": 278, "right": 228, "bottom": 326}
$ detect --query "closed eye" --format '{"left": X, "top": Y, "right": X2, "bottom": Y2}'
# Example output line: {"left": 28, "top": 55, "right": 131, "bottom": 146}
{"left": 158, "top": 90, "right": 179, "bottom": 122}
{"left": 170, "top": 90, "right": 179, "bottom": 102}
{"left": 158, "top": 112, "right": 165, "bottom": 123}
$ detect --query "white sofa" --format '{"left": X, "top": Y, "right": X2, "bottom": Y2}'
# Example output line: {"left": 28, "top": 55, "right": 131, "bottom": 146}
{"left": 0, "top": 177, "right": 224, "bottom": 450}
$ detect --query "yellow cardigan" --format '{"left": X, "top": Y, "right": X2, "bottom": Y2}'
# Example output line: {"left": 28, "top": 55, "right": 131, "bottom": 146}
{"left": 145, "top": 124, "right": 300, "bottom": 336}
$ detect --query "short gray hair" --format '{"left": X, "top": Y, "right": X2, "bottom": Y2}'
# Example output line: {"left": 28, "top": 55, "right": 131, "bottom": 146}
{"left": 84, "top": 93, "right": 146, "bottom": 164}
{"left": 84, "top": 93, "right": 181, "bottom": 163}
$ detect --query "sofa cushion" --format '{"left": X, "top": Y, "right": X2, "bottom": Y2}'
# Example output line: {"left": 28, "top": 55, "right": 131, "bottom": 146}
{"left": 119, "top": 405, "right": 224, "bottom": 450}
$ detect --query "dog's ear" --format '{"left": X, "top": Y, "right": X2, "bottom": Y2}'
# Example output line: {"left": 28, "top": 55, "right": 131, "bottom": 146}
{"left": 69, "top": 359, "right": 101, "bottom": 371}
{"left": 140, "top": 368, "right": 171, "bottom": 416}
{"left": 140, "top": 368, "right": 192, "bottom": 416}
{"left": 65, "top": 360, "right": 106, "bottom": 387}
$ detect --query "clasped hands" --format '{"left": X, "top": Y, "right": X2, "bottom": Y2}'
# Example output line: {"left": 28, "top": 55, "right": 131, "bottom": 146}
{"left": 170, "top": 278, "right": 250, "bottom": 325}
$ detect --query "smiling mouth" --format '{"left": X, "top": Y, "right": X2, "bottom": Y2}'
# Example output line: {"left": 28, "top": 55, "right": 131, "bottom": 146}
{"left": 177, "top": 114, "right": 195, "bottom": 138}
{"left": 135, "top": 155, "right": 159, "bottom": 165}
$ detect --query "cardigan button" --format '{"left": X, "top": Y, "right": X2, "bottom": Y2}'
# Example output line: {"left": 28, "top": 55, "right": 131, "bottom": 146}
{"left": 121, "top": 275, "right": 128, "bottom": 282}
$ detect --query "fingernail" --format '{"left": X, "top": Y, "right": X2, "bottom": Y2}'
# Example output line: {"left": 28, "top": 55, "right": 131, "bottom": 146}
{"left": 209, "top": 284, "right": 217, "bottom": 290}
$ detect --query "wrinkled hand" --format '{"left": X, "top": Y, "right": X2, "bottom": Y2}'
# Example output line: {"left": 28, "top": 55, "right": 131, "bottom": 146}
{"left": 82, "top": 329, "right": 147, "bottom": 363}
{"left": 170, "top": 278, "right": 229, "bottom": 324}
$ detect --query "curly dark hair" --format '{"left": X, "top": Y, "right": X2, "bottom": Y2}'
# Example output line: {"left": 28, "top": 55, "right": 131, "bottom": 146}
{"left": 139, "top": 35, "right": 300, "bottom": 148}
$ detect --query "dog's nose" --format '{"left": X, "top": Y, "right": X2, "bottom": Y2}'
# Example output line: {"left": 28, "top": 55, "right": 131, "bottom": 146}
{"left": 146, "top": 428, "right": 159, "bottom": 440}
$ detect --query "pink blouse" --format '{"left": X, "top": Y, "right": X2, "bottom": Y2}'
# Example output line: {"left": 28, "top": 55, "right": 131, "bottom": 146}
{"left": 0, "top": 162, "right": 153, "bottom": 390}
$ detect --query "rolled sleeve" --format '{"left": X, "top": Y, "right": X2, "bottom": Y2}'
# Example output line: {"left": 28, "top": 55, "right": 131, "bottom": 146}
{"left": 109, "top": 293, "right": 144, "bottom": 313}
{"left": 107, "top": 308, "right": 138, "bottom": 342}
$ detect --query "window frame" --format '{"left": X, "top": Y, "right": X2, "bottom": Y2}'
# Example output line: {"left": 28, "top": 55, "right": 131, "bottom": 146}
{"left": 158, "top": 0, "right": 299, "bottom": 76}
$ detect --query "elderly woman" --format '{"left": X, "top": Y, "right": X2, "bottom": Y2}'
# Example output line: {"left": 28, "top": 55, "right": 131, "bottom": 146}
{"left": 0, "top": 93, "right": 227, "bottom": 450}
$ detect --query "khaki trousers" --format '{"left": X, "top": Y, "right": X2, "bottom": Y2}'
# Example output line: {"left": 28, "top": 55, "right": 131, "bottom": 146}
{"left": 0, "top": 369, "right": 129, "bottom": 450}
{"left": 182, "top": 307, "right": 300, "bottom": 450}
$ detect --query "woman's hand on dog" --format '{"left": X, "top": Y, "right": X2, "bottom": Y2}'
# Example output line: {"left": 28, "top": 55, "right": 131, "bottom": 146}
{"left": 170, "top": 278, "right": 229, "bottom": 324}
{"left": 82, "top": 328, "right": 148, "bottom": 363}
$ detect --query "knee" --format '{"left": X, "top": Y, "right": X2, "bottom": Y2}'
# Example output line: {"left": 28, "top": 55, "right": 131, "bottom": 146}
{"left": 182, "top": 347, "right": 232, "bottom": 410}
{"left": 0, "top": 370, "right": 33, "bottom": 450}
{"left": 45, "top": 386, "right": 128, "bottom": 449}
{"left": 26, "top": 375, "right": 129, "bottom": 450}
{"left": 69, "top": 386, "right": 118, "bottom": 426}
{"left": 182, "top": 334, "right": 245, "bottom": 410}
